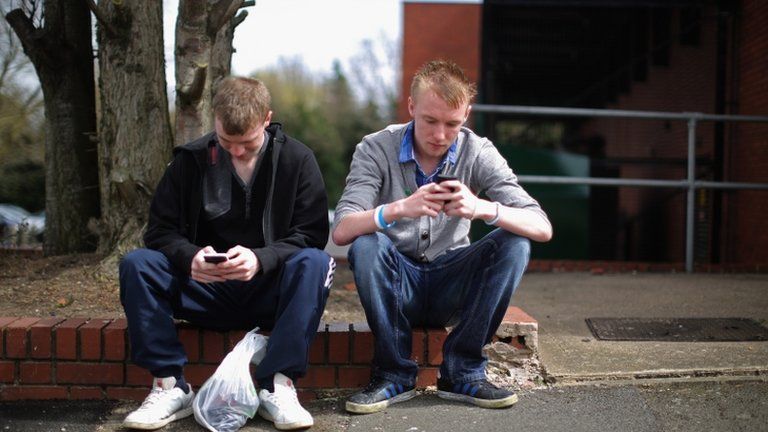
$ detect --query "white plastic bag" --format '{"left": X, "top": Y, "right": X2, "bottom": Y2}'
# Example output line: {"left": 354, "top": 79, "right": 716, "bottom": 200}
{"left": 193, "top": 327, "right": 268, "bottom": 432}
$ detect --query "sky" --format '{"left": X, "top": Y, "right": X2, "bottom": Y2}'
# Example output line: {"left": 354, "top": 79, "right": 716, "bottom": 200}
{"left": 163, "top": 0, "right": 402, "bottom": 91}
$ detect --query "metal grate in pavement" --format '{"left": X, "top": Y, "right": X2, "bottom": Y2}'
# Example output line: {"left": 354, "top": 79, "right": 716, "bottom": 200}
{"left": 585, "top": 317, "right": 768, "bottom": 342}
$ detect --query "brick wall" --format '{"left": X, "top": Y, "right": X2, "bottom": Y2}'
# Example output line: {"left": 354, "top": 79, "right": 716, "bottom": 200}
{"left": 0, "top": 307, "right": 536, "bottom": 402}
{"left": 399, "top": 2, "right": 482, "bottom": 122}
{"left": 580, "top": 7, "right": 719, "bottom": 262}
{"left": 725, "top": 0, "right": 768, "bottom": 263}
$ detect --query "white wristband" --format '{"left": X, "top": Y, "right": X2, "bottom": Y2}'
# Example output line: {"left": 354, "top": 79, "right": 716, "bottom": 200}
{"left": 485, "top": 202, "right": 501, "bottom": 226}
{"left": 374, "top": 205, "right": 395, "bottom": 230}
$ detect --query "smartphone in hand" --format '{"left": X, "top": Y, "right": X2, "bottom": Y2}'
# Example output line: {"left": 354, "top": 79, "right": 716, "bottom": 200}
{"left": 435, "top": 174, "right": 459, "bottom": 184}
{"left": 435, "top": 174, "right": 459, "bottom": 204}
{"left": 203, "top": 253, "right": 229, "bottom": 263}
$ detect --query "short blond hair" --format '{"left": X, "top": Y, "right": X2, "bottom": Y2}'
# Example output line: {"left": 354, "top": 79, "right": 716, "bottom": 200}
{"left": 212, "top": 76, "right": 271, "bottom": 135}
{"left": 410, "top": 59, "right": 477, "bottom": 109}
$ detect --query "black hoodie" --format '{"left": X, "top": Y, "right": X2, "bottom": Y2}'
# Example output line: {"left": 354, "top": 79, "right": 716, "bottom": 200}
{"left": 143, "top": 123, "right": 329, "bottom": 276}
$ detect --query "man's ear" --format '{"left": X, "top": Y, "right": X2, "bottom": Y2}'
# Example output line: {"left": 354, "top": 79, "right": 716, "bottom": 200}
{"left": 264, "top": 110, "right": 273, "bottom": 125}
{"left": 464, "top": 104, "right": 472, "bottom": 123}
{"left": 408, "top": 96, "right": 416, "bottom": 118}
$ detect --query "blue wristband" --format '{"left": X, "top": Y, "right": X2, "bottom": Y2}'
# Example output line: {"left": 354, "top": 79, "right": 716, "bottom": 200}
{"left": 375, "top": 205, "right": 395, "bottom": 230}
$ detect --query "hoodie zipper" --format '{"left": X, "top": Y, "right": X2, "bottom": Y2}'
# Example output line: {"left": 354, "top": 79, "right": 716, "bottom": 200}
{"left": 244, "top": 185, "right": 252, "bottom": 220}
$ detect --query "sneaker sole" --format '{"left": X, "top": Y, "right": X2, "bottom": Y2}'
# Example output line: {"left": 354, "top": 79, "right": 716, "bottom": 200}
{"left": 257, "top": 406, "right": 314, "bottom": 430}
{"left": 345, "top": 389, "right": 417, "bottom": 414}
{"left": 122, "top": 406, "right": 194, "bottom": 430}
{"left": 436, "top": 390, "right": 518, "bottom": 409}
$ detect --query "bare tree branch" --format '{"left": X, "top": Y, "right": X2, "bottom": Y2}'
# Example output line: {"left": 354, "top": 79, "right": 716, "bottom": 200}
{"left": 208, "top": 0, "right": 243, "bottom": 35}
{"left": 21, "top": 86, "right": 41, "bottom": 107}
{"left": 0, "top": 60, "right": 9, "bottom": 90}
{"left": 24, "top": 0, "right": 43, "bottom": 29}
{"left": 0, "top": 23, "right": 15, "bottom": 88}
{"left": 85, "top": 0, "right": 117, "bottom": 37}
{"left": 177, "top": 65, "right": 207, "bottom": 102}
{"left": 232, "top": 10, "right": 248, "bottom": 28}
{"left": 5, "top": 9, "right": 42, "bottom": 66}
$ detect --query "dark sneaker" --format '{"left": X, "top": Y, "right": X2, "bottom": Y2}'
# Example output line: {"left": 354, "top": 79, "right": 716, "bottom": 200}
{"left": 436, "top": 377, "right": 518, "bottom": 408}
{"left": 345, "top": 377, "right": 416, "bottom": 414}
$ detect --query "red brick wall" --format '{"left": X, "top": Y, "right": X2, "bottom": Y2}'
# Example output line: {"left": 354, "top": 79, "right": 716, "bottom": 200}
{"left": 0, "top": 310, "right": 536, "bottom": 401}
{"left": 725, "top": 0, "right": 768, "bottom": 263}
{"left": 580, "top": 8, "right": 719, "bottom": 262}
{"left": 400, "top": 2, "right": 482, "bottom": 122}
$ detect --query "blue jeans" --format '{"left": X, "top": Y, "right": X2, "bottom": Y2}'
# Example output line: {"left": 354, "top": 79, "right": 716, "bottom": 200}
{"left": 119, "top": 248, "right": 333, "bottom": 382}
{"left": 348, "top": 229, "right": 530, "bottom": 386}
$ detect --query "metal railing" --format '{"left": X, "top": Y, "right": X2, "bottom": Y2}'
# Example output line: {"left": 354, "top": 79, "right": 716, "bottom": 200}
{"left": 473, "top": 104, "right": 768, "bottom": 273}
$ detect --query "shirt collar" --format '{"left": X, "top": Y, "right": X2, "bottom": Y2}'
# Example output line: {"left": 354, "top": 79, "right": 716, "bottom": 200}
{"left": 399, "top": 121, "right": 458, "bottom": 167}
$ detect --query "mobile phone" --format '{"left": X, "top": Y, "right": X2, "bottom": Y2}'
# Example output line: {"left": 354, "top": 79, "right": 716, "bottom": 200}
{"left": 435, "top": 174, "right": 459, "bottom": 204}
{"left": 203, "top": 253, "right": 229, "bottom": 263}
{"left": 435, "top": 174, "right": 459, "bottom": 183}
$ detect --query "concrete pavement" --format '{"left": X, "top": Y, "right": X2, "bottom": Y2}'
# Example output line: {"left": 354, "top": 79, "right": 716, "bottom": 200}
{"left": 514, "top": 272, "right": 768, "bottom": 383}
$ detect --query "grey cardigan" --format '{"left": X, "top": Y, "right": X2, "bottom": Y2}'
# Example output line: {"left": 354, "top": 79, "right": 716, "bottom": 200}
{"left": 333, "top": 122, "right": 549, "bottom": 262}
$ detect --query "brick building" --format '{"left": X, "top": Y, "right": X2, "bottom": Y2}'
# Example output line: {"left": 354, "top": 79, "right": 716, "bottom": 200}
{"left": 400, "top": 0, "right": 767, "bottom": 266}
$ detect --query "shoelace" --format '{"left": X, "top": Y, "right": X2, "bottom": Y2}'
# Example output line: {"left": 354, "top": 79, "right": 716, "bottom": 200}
{"left": 135, "top": 388, "right": 166, "bottom": 411}
{"left": 476, "top": 380, "right": 502, "bottom": 391}
{"left": 265, "top": 385, "right": 300, "bottom": 410}
{"left": 363, "top": 378, "right": 387, "bottom": 393}
{"left": 467, "top": 380, "right": 510, "bottom": 397}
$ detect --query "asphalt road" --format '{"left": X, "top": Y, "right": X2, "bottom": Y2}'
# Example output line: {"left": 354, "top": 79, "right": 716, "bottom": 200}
{"left": 1, "top": 380, "right": 767, "bottom": 432}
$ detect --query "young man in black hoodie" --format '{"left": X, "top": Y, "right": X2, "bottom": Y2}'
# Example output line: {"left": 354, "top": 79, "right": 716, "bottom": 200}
{"left": 119, "top": 76, "right": 334, "bottom": 431}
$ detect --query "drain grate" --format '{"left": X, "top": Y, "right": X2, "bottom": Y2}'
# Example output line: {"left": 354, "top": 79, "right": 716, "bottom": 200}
{"left": 585, "top": 317, "right": 768, "bottom": 342}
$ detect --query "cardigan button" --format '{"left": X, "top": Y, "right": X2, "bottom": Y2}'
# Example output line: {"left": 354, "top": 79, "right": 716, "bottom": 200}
{"left": 420, "top": 230, "right": 429, "bottom": 240}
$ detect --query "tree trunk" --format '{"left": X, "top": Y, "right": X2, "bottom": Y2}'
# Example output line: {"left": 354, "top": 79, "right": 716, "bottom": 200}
{"left": 5, "top": 1, "right": 100, "bottom": 255}
{"left": 174, "top": 0, "right": 250, "bottom": 146}
{"left": 91, "top": 0, "right": 172, "bottom": 265}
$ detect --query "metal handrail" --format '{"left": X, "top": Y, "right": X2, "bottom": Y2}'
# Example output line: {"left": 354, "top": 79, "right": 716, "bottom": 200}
{"left": 473, "top": 104, "right": 768, "bottom": 273}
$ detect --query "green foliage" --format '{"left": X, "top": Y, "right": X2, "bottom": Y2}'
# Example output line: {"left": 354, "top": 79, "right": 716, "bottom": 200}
{"left": 0, "top": 92, "right": 44, "bottom": 164}
{"left": 255, "top": 58, "right": 393, "bottom": 207}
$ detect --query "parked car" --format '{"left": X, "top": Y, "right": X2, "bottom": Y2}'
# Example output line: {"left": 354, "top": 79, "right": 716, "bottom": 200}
{"left": 0, "top": 203, "right": 45, "bottom": 245}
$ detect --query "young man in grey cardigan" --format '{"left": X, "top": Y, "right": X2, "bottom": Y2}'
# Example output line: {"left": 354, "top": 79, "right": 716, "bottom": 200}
{"left": 332, "top": 59, "right": 552, "bottom": 414}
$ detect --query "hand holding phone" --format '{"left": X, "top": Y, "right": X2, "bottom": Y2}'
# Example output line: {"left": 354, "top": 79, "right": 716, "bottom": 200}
{"left": 203, "top": 253, "right": 229, "bottom": 263}
{"left": 435, "top": 174, "right": 458, "bottom": 184}
{"left": 435, "top": 174, "right": 459, "bottom": 204}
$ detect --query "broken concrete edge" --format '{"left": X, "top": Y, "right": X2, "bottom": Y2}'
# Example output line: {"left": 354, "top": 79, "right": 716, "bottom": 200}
{"left": 496, "top": 322, "right": 539, "bottom": 354}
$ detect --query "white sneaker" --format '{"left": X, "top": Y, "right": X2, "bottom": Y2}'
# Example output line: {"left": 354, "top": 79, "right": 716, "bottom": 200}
{"left": 123, "top": 376, "right": 195, "bottom": 430}
{"left": 257, "top": 373, "right": 313, "bottom": 430}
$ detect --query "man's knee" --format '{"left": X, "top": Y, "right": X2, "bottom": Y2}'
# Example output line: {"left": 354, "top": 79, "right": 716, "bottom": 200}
{"left": 119, "top": 249, "right": 171, "bottom": 302}
{"left": 119, "top": 248, "right": 164, "bottom": 276}
{"left": 348, "top": 232, "right": 390, "bottom": 266}
{"left": 287, "top": 248, "right": 332, "bottom": 273}
{"left": 492, "top": 233, "right": 531, "bottom": 295}
{"left": 505, "top": 234, "right": 531, "bottom": 261}
{"left": 348, "top": 233, "right": 401, "bottom": 303}
{"left": 285, "top": 248, "right": 335, "bottom": 291}
{"left": 349, "top": 233, "right": 377, "bottom": 257}
{"left": 490, "top": 231, "right": 531, "bottom": 263}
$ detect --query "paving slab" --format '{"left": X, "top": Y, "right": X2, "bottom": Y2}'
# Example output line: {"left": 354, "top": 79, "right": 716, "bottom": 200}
{"left": 514, "top": 273, "right": 768, "bottom": 382}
